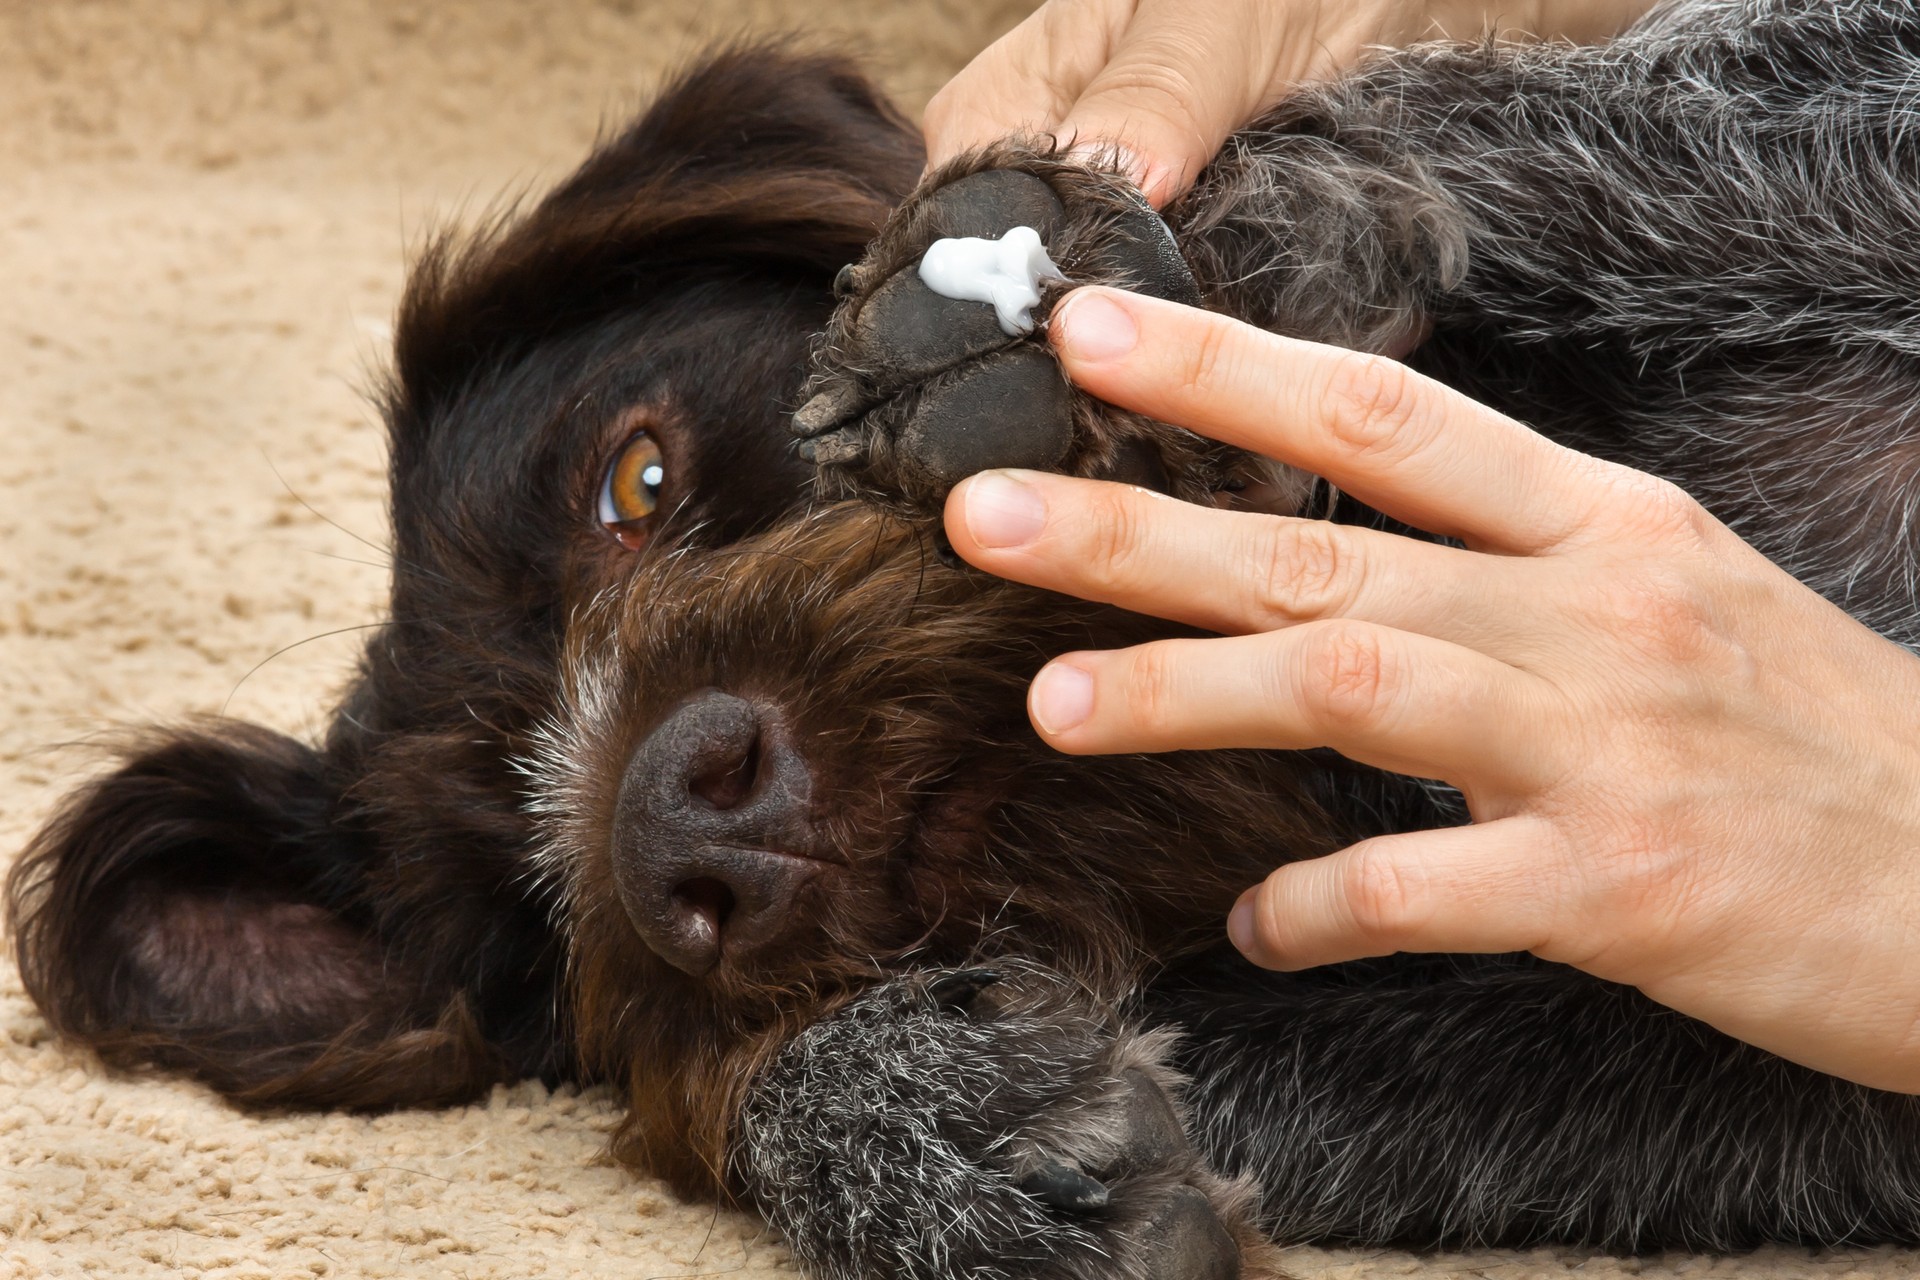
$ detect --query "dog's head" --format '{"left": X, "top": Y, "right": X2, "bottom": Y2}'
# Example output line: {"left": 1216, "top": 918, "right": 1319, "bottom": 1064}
{"left": 6, "top": 48, "right": 1345, "bottom": 1198}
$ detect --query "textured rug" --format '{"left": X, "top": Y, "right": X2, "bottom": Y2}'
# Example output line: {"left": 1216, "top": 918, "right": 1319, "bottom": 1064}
{"left": 2, "top": 2, "right": 1917, "bottom": 1276}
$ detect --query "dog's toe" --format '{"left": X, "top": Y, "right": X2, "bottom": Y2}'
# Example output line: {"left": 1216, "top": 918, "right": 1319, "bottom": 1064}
{"left": 895, "top": 347, "right": 1075, "bottom": 491}
{"left": 913, "top": 168, "right": 1066, "bottom": 242}
{"left": 1143, "top": 1186, "right": 1244, "bottom": 1280}
{"left": 849, "top": 268, "right": 1016, "bottom": 381}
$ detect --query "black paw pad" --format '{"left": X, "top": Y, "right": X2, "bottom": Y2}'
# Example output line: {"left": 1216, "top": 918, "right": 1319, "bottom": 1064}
{"left": 1142, "top": 1186, "right": 1242, "bottom": 1280}
{"left": 1094, "top": 189, "right": 1205, "bottom": 307}
{"left": 1019, "top": 1160, "right": 1113, "bottom": 1214}
{"left": 849, "top": 269, "right": 1014, "bottom": 380}
{"left": 912, "top": 169, "right": 1066, "bottom": 242}
{"left": 800, "top": 151, "right": 1220, "bottom": 517}
{"left": 896, "top": 348, "right": 1075, "bottom": 490}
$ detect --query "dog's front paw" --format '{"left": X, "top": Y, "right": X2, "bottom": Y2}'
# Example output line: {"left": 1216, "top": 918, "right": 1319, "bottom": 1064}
{"left": 736, "top": 966, "right": 1271, "bottom": 1280}
{"left": 793, "top": 149, "right": 1250, "bottom": 520}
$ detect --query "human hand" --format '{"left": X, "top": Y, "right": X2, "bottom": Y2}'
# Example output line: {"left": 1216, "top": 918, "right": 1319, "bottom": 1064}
{"left": 924, "top": 0, "right": 1655, "bottom": 207}
{"left": 943, "top": 285, "right": 1920, "bottom": 1094}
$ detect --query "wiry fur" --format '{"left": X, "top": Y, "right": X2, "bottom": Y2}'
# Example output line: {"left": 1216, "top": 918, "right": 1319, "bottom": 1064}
{"left": 741, "top": 965, "right": 1272, "bottom": 1280}
{"left": 1176, "top": 0, "right": 1920, "bottom": 640}
{"left": 10, "top": 6, "right": 1920, "bottom": 1278}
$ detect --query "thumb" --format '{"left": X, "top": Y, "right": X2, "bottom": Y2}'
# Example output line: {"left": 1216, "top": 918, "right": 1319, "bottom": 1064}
{"left": 1229, "top": 818, "right": 1566, "bottom": 969}
{"left": 922, "top": 0, "right": 1131, "bottom": 171}
{"left": 1055, "top": 0, "right": 1273, "bottom": 205}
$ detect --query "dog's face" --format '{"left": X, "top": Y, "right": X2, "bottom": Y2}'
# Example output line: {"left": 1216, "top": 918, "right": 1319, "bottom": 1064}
{"left": 7, "top": 49, "right": 1347, "bottom": 1198}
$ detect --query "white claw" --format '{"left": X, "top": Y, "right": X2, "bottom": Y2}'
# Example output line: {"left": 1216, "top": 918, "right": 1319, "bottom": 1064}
{"left": 917, "top": 226, "right": 1067, "bottom": 337}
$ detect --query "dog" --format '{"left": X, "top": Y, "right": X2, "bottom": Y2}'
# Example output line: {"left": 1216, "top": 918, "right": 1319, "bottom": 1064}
{"left": 13, "top": 2, "right": 1920, "bottom": 1276}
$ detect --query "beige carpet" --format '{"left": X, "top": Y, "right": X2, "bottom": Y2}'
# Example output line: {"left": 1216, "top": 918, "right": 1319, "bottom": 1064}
{"left": 0, "top": 2, "right": 1914, "bottom": 1276}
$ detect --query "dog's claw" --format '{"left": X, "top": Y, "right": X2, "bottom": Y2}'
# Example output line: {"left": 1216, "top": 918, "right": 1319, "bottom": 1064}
{"left": 805, "top": 430, "right": 866, "bottom": 468}
{"left": 1107, "top": 1069, "right": 1192, "bottom": 1177}
{"left": 793, "top": 386, "right": 863, "bottom": 438}
{"left": 1092, "top": 188, "right": 1205, "bottom": 306}
{"left": 924, "top": 967, "right": 1003, "bottom": 1013}
{"left": 1020, "top": 1160, "right": 1113, "bottom": 1214}
{"left": 932, "top": 530, "right": 964, "bottom": 571}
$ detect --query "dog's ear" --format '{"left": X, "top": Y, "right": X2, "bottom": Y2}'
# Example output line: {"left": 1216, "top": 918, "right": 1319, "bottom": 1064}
{"left": 391, "top": 43, "right": 922, "bottom": 430}
{"left": 5, "top": 722, "right": 523, "bottom": 1110}
{"left": 551, "top": 41, "right": 925, "bottom": 225}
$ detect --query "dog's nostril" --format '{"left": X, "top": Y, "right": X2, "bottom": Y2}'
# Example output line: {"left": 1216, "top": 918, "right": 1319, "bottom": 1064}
{"left": 687, "top": 731, "right": 760, "bottom": 811}
{"left": 671, "top": 876, "right": 737, "bottom": 941}
{"left": 614, "top": 689, "right": 822, "bottom": 975}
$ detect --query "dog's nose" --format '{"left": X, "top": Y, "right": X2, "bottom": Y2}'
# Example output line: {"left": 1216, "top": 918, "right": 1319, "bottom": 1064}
{"left": 611, "top": 689, "right": 823, "bottom": 976}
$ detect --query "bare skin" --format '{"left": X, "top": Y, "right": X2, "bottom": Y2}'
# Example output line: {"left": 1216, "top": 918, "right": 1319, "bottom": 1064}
{"left": 924, "top": 0, "right": 1657, "bottom": 206}
{"left": 941, "top": 286, "right": 1920, "bottom": 1095}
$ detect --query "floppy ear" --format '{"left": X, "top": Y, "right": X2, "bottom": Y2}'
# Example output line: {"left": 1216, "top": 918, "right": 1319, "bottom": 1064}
{"left": 390, "top": 42, "right": 923, "bottom": 431}
{"left": 5, "top": 722, "right": 521, "bottom": 1109}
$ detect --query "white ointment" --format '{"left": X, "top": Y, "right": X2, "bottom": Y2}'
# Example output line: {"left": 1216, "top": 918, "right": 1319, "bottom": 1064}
{"left": 917, "top": 226, "right": 1066, "bottom": 336}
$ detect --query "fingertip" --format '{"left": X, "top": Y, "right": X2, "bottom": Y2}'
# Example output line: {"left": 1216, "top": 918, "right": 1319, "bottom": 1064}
{"left": 954, "top": 469, "right": 1049, "bottom": 551}
{"left": 1227, "top": 891, "right": 1262, "bottom": 959}
{"left": 1250, "top": 871, "right": 1312, "bottom": 971}
{"left": 1057, "top": 106, "right": 1215, "bottom": 208}
{"left": 1029, "top": 659, "right": 1096, "bottom": 739}
{"left": 1243, "top": 861, "right": 1362, "bottom": 974}
{"left": 1049, "top": 288, "right": 1141, "bottom": 365}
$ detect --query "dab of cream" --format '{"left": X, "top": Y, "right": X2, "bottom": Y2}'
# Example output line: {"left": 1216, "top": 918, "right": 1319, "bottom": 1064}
{"left": 918, "top": 226, "right": 1066, "bottom": 336}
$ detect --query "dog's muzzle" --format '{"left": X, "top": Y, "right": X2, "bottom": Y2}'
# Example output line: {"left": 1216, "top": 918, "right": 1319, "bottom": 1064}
{"left": 611, "top": 689, "right": 828, "bottom": 977}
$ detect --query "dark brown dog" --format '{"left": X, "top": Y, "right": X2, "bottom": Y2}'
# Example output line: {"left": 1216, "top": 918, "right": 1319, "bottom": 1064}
{"left": 15, "top": 8, "right": 1920, "bottom": 1277}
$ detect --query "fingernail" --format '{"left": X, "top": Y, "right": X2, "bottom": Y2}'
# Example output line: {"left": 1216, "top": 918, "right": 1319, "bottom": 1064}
{"left": 962, "top": 470, "right": 1047, "bottom": 549}
{"left": 1030, "top": 662, "right": 1095, "bottom": 736}
{"left": 1053, "top": 290, "right": 1138, "bottom": 363}
{"left": 1227, "top": 896, "right": 1257, "bottom": 955}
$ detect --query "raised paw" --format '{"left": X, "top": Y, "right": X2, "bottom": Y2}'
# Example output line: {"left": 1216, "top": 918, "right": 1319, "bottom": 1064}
{"left": 794, "top": 148, "right": 1253, "bottom": 520}
{"left": 736, "top": 965, "right": 1273, "bottom": 1280}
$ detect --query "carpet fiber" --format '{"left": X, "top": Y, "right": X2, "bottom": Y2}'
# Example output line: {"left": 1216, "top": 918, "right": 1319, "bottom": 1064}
{"left": 1, "top": 3, "right": 1916, "bottom": 1276}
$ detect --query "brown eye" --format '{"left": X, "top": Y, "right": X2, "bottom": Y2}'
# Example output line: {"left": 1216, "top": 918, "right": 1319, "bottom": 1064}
{"left": 597, "top": 431, "right": 666, "bottom": 549}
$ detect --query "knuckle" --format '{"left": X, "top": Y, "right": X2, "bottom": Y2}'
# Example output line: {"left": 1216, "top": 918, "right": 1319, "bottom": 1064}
{"left": 1255, "top": 519, "right": 1352, "bottom": 625}
{"left": 1180, "top": 316, "right": 1244, "bottom": 404}
{"left": 1297, "top": 621, "right": 1397, "bottom": 733}
{"left": 1079, "top": 488, "right": 1152, "bottom": 598}
{"left": 1340, "top": 841, "right": 1428, "bottom": 944}
{"left": 1583, "top": 571, "right": 1720, "bottom": 666}
{"left": 1597, "top": 468, "right": 1716, "bottom": 549}
{"left": 1319, "top": 351, "right": 1429, "bottom": 462}
{"left": 1592, "top": 811, "right": 1699, "bottom": 930}
{"left": 1123, "top": 642, "right": 1186, "bottom": 733}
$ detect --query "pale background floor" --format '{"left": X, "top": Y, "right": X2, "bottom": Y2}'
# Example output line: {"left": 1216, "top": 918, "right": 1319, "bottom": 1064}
{"left": 0, "top": 2, "right": 1914, "bottom": 1277}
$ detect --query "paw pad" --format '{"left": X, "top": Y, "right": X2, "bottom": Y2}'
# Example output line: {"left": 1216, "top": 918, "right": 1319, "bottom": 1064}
{"left": 796, "top": 153, "right": 1235, "bottom": 519}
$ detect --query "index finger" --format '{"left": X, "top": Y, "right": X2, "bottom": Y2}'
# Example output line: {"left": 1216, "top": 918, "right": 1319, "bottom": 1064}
{"left": 1048, "top": 287, "right": 1616, "bottom": 554}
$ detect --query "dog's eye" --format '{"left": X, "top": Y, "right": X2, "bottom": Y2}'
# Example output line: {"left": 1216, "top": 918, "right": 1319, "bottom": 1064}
{"left": 598, "top": 430, "right": 666, "bottom": 549}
